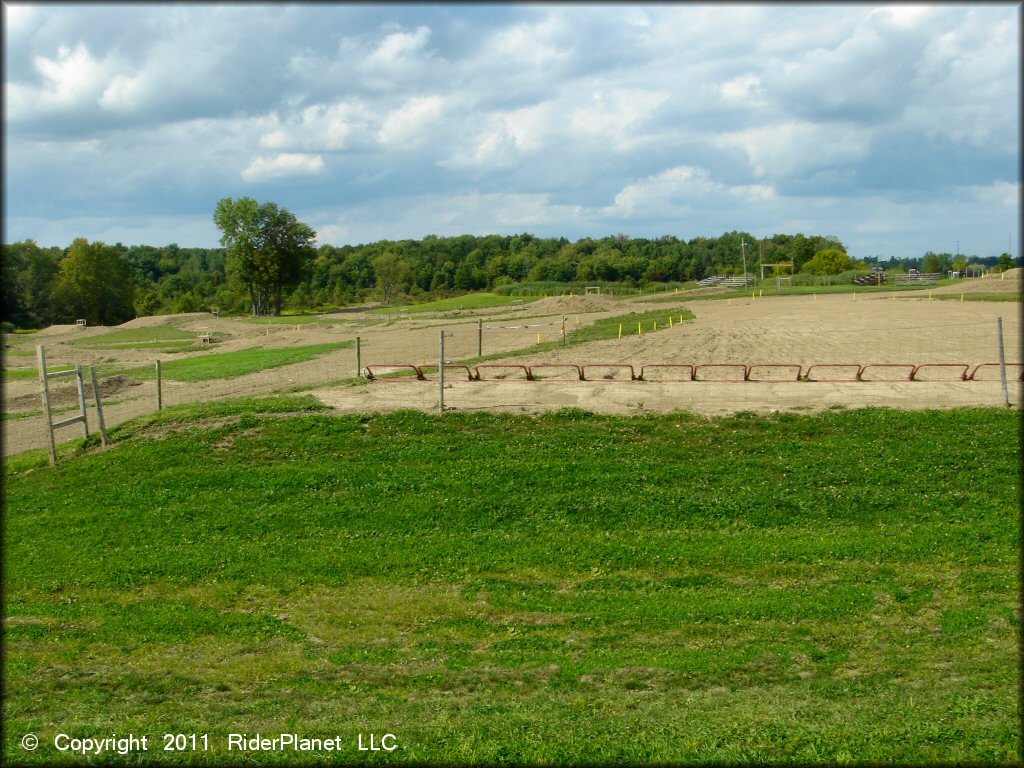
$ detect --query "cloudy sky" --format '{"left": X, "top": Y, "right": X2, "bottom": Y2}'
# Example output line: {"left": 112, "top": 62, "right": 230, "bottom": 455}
{"left": 3, "top": 2, "right": 1020, "bottom": 259}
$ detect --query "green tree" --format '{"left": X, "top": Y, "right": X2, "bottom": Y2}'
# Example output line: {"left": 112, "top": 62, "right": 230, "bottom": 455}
{"left": 134, "top": 288, "right": 162, "bottom": 316}
{"left": 788, "top": 235, "right": 817, "bottom": 272}
{"left": 997, "top": 253, "right": 1013, "bottom": 271}
{"left": 213, "top": 197, "right": 316, "bottom": 316}
{"left": 50, "top": 238, "right": 135, "bottom": 325}
{"left": 802, "top": 248, "right": 852, "bottom": 276}
{"left": 372, "top": 252, "right": 412, "bottom": 303}
{"left": 1, "top": 240, "right": 61, "bottom": 328}
{"left": 921, "top": 252, "right": 953, "bottom": 275}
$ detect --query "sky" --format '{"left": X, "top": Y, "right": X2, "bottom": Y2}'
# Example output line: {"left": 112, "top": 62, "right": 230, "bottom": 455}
{"left": 3, "top": 2, "right": 1020, "bottom": 260}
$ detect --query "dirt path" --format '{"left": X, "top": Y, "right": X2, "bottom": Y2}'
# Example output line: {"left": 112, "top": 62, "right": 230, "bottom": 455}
{"left": 4, "top": 290, "right": 1021, "bottom": 456}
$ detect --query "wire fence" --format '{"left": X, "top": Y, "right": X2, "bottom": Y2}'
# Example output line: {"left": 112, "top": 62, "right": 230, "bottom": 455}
{"left": 3, "top": 295, "right": 1021, "bottom": 459}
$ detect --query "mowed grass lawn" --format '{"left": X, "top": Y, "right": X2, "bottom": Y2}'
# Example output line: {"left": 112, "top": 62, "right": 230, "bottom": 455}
{"left": 3, "top": 402, "right": 1019, "bottom": 764}
{"left": 121, "top": 342, "right": 353, "bottom": 382}
{"left": 368, "top": 292, "right": 539, "bottom": 314}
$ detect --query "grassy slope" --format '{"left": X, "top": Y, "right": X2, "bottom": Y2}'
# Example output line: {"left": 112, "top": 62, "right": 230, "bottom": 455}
{"left": 3, "top": 401, "right": 1020, "bottom": 764}
{"left": 368, "top": 293, "right": 539, "bottom": 315}
{"left": 112, "top": 342, "right": 354, "bottom": 382}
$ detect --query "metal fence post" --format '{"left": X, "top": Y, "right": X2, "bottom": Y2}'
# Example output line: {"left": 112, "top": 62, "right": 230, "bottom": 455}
{"left": 478, "top": 319, "right": 483, "bottom": 357}
{"left": 356, "top": 336, "right": 362, "bottom": 378}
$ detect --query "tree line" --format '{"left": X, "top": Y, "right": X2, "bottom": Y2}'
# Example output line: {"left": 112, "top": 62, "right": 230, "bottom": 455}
{"left": 1, "top": 197, "right": 1016, "bottom": 330}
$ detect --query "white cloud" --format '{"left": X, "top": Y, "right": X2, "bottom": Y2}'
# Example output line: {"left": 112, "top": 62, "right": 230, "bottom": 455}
{"left": 2, "top": 5, "right": 1018, "bottom": 259}
{"left": 377, "top": 95, "right": 447, "bottom": 146}
{"left": 569, "top": 89, "right": 668, "bottom": 149}
{"left": 605, "top": 166, "right": 720, "bottom": 218}
{"left": 259, "top": 101, "right": 373, "bottom": 151}
{"left": 719, "top": 74, "right": 764, "bottom": 105}
{"left": 969, "top": 181, "right": 1020, "bottom": 209}
{"left": 6, "top": 42, "right": 121, "bottom": 118}
{"left": 489, "top": 14, "right": 572, "bottom": 68}
{"left": 713, "top": 121, "right": 874, "bottom": 179}
{"left": 241, "top": 153, "right": 325, "bottom": 182}
{"left": 366, "top": 25, "right": 431, "bottom": 68}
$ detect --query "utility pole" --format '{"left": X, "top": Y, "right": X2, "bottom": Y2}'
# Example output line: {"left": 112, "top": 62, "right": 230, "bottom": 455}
{"left": 741, "top": 238, "right": 748, "bottom": 286}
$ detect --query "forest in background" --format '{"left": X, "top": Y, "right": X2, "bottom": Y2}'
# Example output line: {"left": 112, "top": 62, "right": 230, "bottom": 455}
{"left": 1, "top": 230, "right": 1014, "bottom": 330}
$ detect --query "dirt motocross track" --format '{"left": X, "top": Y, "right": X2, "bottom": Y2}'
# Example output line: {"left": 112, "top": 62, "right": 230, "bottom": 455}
{"left": 3, "top": 275, "right": 1022, "bottom": 456}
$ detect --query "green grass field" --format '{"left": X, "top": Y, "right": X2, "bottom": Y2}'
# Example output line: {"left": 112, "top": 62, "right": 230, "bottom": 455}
{"left": 2, "top": 367, "right": 43, "bottom": 382}
{"left": 52, "top": 326, "right": 206, "bottom": 354}
{"left": 3, "top": 401, "right": 1019, "bottom": 764}
{"left": 240, "top": 314, "right": 351, "bottom": 325}
{"left": 69, "top": 326, "right": 196, "bottom": 344}
{"left": 368, "top": 293, "right": 540, "bottom": 315}
{"left": 118, "top": 342, "right": 354, "bottom": 382}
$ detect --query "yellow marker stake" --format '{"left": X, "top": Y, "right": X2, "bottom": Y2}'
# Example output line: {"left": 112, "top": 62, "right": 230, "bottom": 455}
{"left": 759, "top": 289, "right": 763, "bottom": 297}
{"left": 669, "top": 316, "right": 673, "bottom": 328}
{"left": 537, "top": 333, "right": 541, "bottom": 344}
{"left": 638, "top": 322, "right": 642, "bottom": 336}
{"left": 576, "top": 315, "right": 580, "bottom": 325}
{"left": 813, "top": 293, "right": 817, "bottom": 301}
{"left": 928, "top": 291, "right": 932, "bottom": 300}
{"left": 654, "top": 321, "right": 657, "bottom": 331}
{"left": 679, "top": 314, "right": 683, "bottom": 324}
{"left": 618, "top": 323, "right": 623, "bottom": 338}
{"left": 853, "top": 292, "right": 857, "bottom": 301}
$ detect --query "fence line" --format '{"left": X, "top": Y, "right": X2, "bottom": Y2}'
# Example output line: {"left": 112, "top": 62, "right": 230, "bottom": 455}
{"left": 362, "top": 361, "right": 1023, "bottom": 383}
{"left": 4, "top": 309, "right": 1020, "bottom": 457}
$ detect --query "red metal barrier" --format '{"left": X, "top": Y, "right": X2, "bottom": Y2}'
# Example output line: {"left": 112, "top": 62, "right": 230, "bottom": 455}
{"left": 418, "top": 364, "right": 474, "bottom": 381}
{"left": 804, "top": 364, "right": 862, "bottom": 382}
{"left": 475, "top": 364, "right": 532, "bottom": 381}
{"left": 365, "top": 364, "right": 424, "bottom": 381}
{"left": 581, "top": 364, "right": 636, "bottom": 381}
{"left": 859, "top": 364, "right": 915, "bottom": 381}
{"left": 693, "top": 364, "right": 747, "bottom": 382}
{"left": 528, "top": 364, "right": 582, "bottom": 381}
{"left": 911, "top": 364, "right": 969, "bottom": 382}
{"left": 639, "top": 364, "right": 694, "bottom": 381}
{"left": 969, "top": 363, "right": 1024, "bottom": 381}
{"left": 746, "top": 364, "right": 802, "bottom": 382}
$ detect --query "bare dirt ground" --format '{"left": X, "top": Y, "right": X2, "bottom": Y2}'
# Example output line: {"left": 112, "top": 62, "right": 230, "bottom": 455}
{"left": 3, "top": 284, "right": 1021, "bottom": 456}
{"left": 930, "top": 267, "right": 1023, "bottom": 294}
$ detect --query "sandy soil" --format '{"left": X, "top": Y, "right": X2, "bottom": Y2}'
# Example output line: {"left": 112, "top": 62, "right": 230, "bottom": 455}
{"left": 930, "top": 267, "right": 1023, "bottom": 295}
{"left": 4, "top": 288, "right": 1021, "bottom": 455}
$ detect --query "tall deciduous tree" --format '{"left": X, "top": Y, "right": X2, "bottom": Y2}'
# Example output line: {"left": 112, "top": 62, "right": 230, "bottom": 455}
{"left": 213, "top": 197, "right": 316, "bottom": 316}
{"left": 1, "top": 240, "right": 61, "bottom": 328}
{"left": 372, "top": 252, "right": 412, "bottom": 303}
{"left": 50, "top": 238, "right": 135, "bottom": 325}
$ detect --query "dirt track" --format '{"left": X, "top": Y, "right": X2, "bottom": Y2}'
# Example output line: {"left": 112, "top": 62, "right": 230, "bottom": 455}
{"left": 3, "top": 281, "right": 1021, "bottom": 456}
